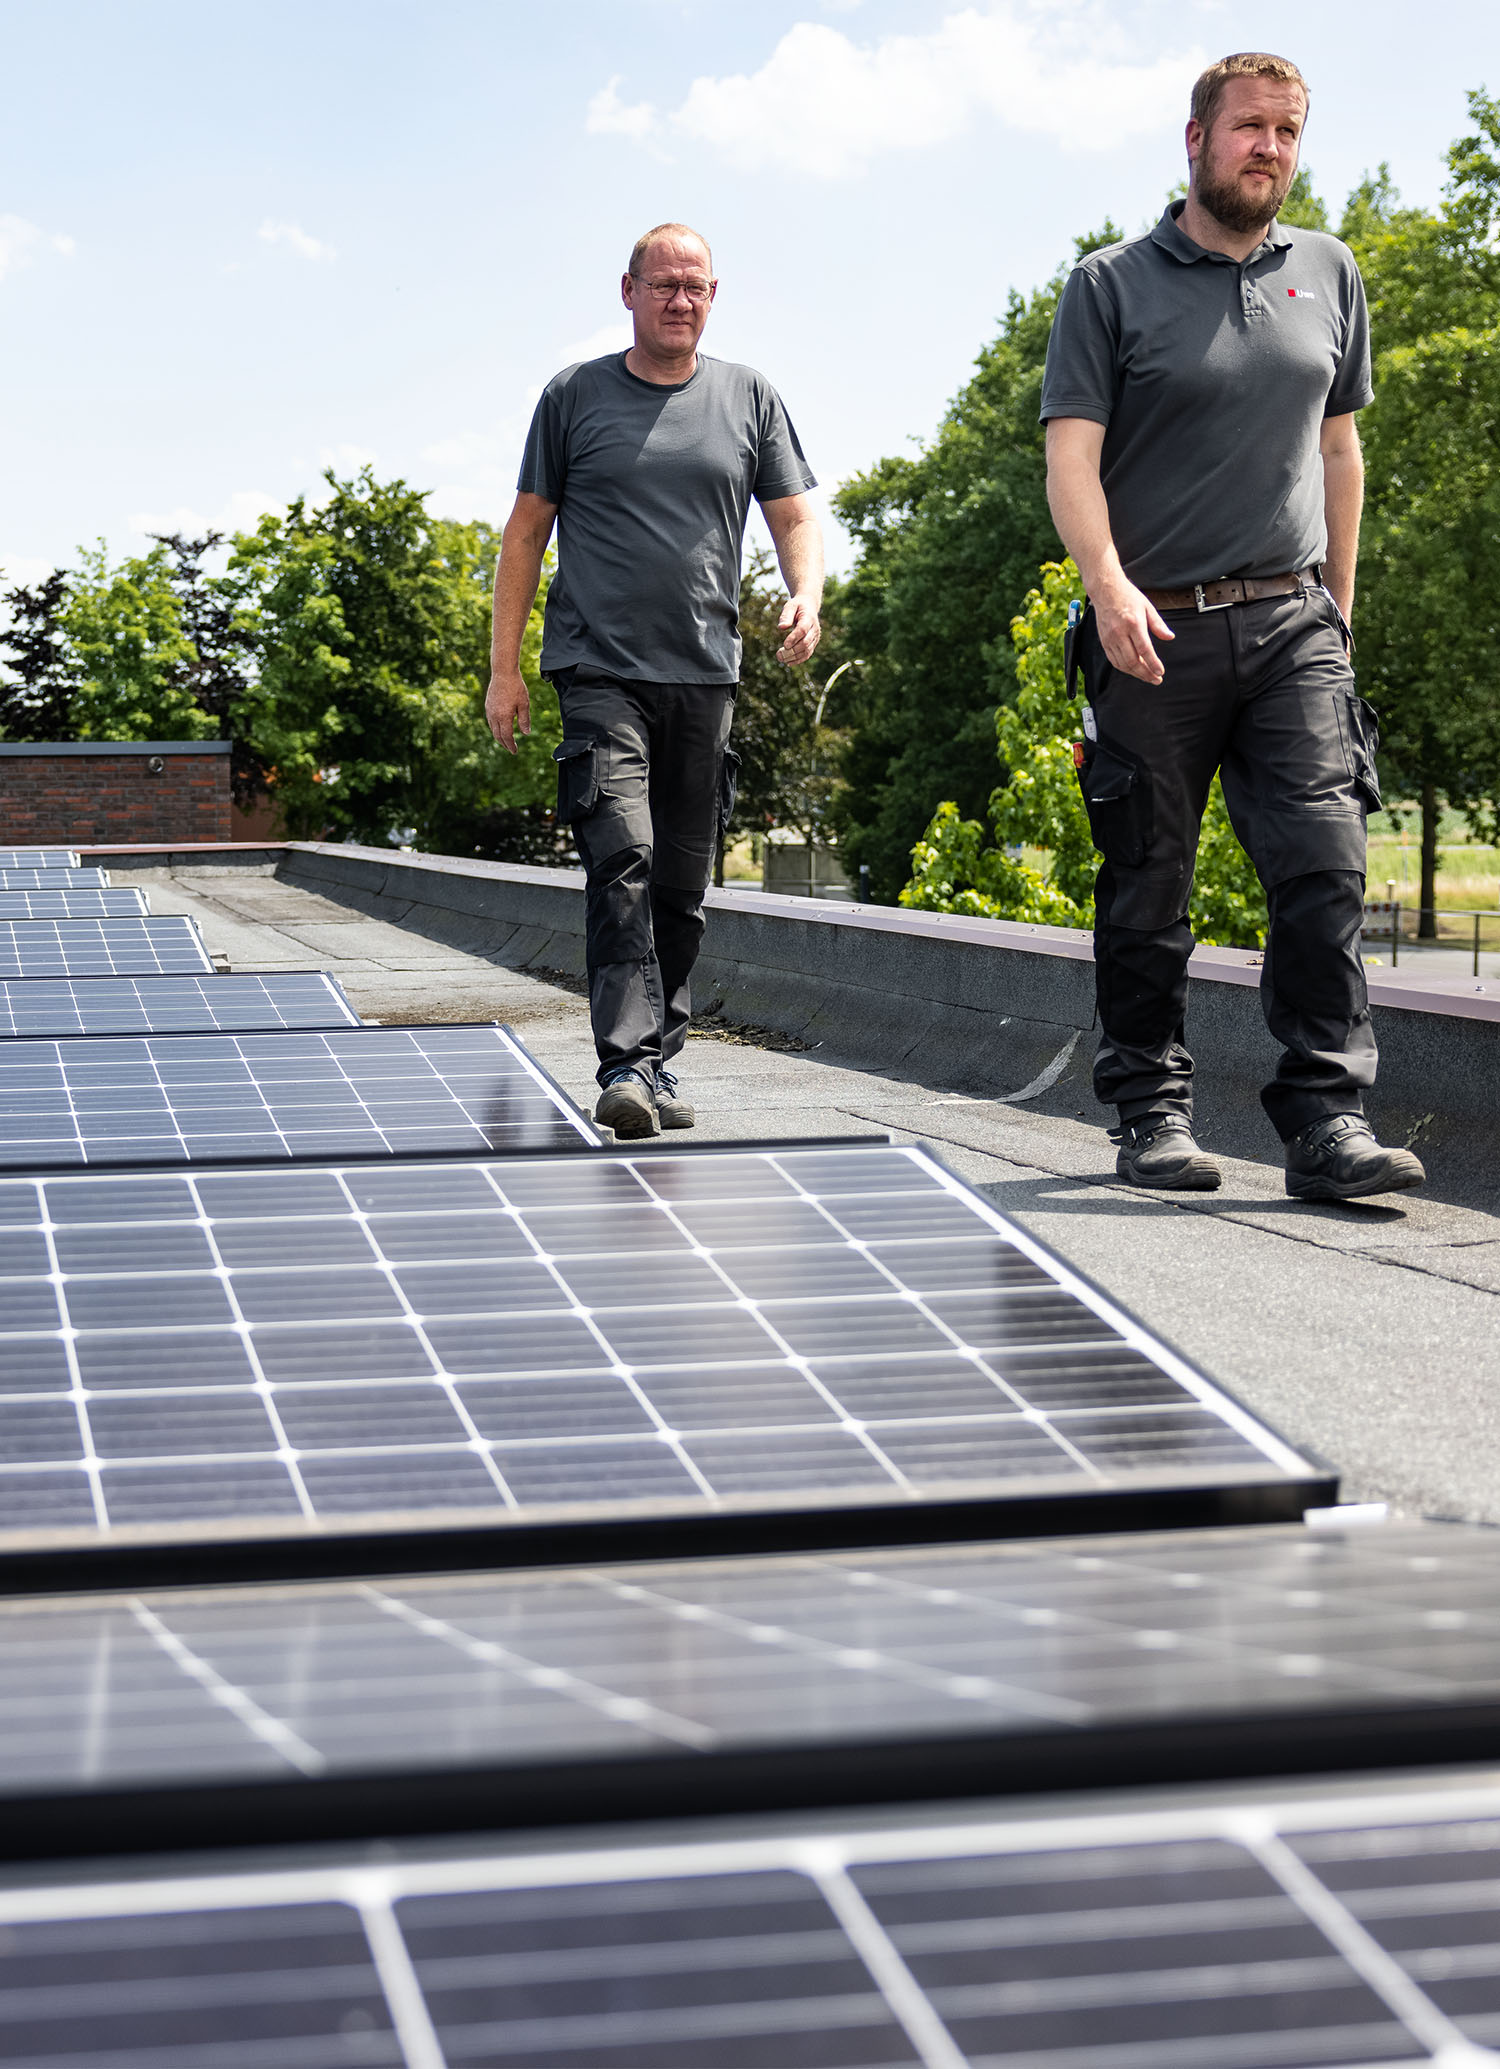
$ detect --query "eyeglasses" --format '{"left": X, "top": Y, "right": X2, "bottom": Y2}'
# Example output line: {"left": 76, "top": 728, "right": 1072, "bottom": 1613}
{"left": 632, "top": 276, "right": 715, "bottom": 303}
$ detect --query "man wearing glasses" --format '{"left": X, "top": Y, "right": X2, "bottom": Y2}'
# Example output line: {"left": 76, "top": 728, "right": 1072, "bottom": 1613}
{"left": 487, "top": 222, "right": 822, "bottom": 1139}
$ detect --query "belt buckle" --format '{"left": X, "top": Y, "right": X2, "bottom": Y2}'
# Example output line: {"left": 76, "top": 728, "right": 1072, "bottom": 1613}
{"left": 1193, "top": 582, "right": 1235, "bottom": 613}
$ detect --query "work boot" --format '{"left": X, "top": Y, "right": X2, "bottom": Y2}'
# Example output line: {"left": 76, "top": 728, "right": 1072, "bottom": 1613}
{"left": 595, "top": 1068, "right": 660, "bottom": 1140}
{"left": 1113, "top": 1113, "right": 1221, "bottom": 1191}
{"left": 1285, "top": 1113, "right": 1425, "bottom": 1201}
{"left": 654, "top": 1066, "right": 695, "bottom": 1130}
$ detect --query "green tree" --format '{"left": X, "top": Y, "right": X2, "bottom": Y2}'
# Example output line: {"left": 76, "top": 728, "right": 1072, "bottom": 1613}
{"left": 903, "top": 559, "right": 1268, "bottom": 947}
{"left": 727, "top": 548, "right": 850, "bottom": 857}
{"left": 0, "top": 569, "right": 77, "bottom": 738}
{"left": 228, "top": 469, "right": 557, "bottom": 848}
{"left": 62, "top": 542, "right": 215, "bottom": 742}
{"left": 1342, "top": 89, "right": 1500, "bottom": 923}
{"left": 829, "top": 224, "right": 1121, "bottom": 902}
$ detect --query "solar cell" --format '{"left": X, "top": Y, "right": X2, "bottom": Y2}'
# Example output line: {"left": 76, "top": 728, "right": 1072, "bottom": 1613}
{"left": 4, "top": 1772, "right": 1496, "bottom": 2068}
{"left": 0, "top": 849, "right": 80, "bottom": 867}
{"left": 0, "top": 868, "right": 109, "bottom": 888}
{"left": 0, "top": 1023, "right": 596, "bottom": 1172}
{"left": 0, "top": 890, "right": 148, "bottom": 921}
{"left": 0, "top": 1143, "right": 1323, "bottom": 1585}
{"left": 0, "top": 917, "right": 213, "bottom": 978}
{"left": 0, "top": 972, "right": 361, "bottom": 1039}
{"left": 0, "top": 1520, "right": 1495, "bottom": 1856}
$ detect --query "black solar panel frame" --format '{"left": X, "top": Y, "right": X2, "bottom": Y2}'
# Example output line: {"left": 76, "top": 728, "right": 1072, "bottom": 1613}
{"left": 0, "top": 1018, "right": 599, "bottom": 1174}
{"left": 0, "top": 971, "right": 363, "bottom": 1039}
{"left": 0, "top": 1137, "right": 1330, "bottom": 1594}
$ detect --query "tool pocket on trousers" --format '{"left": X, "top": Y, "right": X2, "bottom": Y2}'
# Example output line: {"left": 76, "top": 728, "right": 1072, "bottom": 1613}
{"left": 1339, "top": 694, "right": 1383, "bottom": 810}
{"left": 553, "top": 737, "right": 599, "bottom": 826}
{"left": 718, "top": 747, "right": 742, "bottom": 836}
{"left": 1078, "top": 746, "right": 1152, "bottom": 868}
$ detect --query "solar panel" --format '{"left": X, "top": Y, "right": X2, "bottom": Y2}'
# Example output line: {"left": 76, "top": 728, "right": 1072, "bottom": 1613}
{"left": 0, "top": 867, "right": 109, "bottom": 888}
{"left": 4, "top": 1773, "right": 1496, "bottom": 2068}
{"left": 0, "top": 848, "right": 80, "bottom": 867}
{"left": 1, "top": 1520, "right": 1495, "bottom": 1857}
{"left": 0, "top": 972, "right": 362, "bottom": 1039}
{"left": 0, "top": 1143, "right": 1324, "bottom": 1586}
{"left": 0, "top": 917, "right": 213, "bottom": 978}
{"left": 0, "top": 1022, "right": 596, "bottom": 1174}
{"left": 0, "top": 889, "right": 148, "bottom": 920}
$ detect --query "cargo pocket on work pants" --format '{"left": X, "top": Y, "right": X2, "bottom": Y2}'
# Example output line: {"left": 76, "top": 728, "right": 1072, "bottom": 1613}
{"left": 717, "top": 747, "right": 742, "bottom": 836}
{"left": 1078, "top": 745, "right": 1152, "bottom": 868}
{"left": 553, "top": 737, "right": 600, "bottom": 827}
{"left": 1338, "top": 695, "right": 1383, "bottom": 811}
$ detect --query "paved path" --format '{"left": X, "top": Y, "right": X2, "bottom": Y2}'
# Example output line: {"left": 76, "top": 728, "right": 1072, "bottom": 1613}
{"left": 123, "top": 863, "right": 1500, "bottom": 1529}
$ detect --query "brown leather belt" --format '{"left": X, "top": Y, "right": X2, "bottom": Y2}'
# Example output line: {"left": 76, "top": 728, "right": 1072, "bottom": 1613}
{"left": 1143, "top": 570, "right": 1316, "bottom": 613}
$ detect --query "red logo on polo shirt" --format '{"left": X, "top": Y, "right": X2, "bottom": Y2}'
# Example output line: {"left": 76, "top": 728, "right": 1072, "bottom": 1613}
{"left": 1286, "top": 287, "right": 1316, "bottom": 298}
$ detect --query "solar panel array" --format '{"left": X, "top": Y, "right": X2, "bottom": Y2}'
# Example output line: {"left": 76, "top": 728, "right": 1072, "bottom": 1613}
{"left": 0, "top": 817, "right": 1486, "bottom": 2069}
{"left": 0, "top": 1022, "right": 598, "bottom": 1173}
{"left": 0, "top": 1143, "right": 1316, "bottom": 1580}
{"left": 0, "top": 971, "right": 360, "bottom": 1038}
{"left": 0, "top": 866, "right": 109, "bottom": 888}
{"left": 0, "top": 1522, "right": 1496, "bottom": 1855}
{"left": 0, "top": 889, "right": 147, "bottom": 920}
{"left": 7, "top": 1775, "right": 1500, "bottom": 2068}
{"left": 0, "top": 915, "right": 214, "bottom": 976}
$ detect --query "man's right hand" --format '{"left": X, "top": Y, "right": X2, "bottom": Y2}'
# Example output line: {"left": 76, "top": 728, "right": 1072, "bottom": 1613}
{"left": 486, "top": 668, "right": 531, "bottom": 754}
{"left": 1094, "top": 581, "right": 1175, "bottom": 686}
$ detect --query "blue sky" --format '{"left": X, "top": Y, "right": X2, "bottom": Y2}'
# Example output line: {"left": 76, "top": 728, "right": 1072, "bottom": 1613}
{"left": 0, "top": 0, "right": 1492, "bottom": 589}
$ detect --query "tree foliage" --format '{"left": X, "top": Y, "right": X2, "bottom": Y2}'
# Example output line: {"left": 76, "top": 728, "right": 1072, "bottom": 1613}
{"left": 728, "top": 548, "right": 850, "bottom": 845}
{"left": 1341, "top": 90, "right": 1500, "bottom": 896}
{"left": 903, "top": 560, "right": 1269, "bottom": 947}
{"left": 62, "top": 543, "right": 216, "bottom": 743}
{"left": 829, "top": 224, "right": 1120, "bottom": 902}
{"left": 0, "top": 569, "right": 76, "bottom": 739}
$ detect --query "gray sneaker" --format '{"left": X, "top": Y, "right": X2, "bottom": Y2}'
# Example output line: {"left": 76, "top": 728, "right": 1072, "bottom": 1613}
{"left": 1285, "top": 1113, "right": 1425, "bottom": 1201}
{"left": 654, "top": 1067, "right": 695, "bottom": 1130}
{"left": 1114, "top": 1114, "right": 1222, "bottom": 1191}
{"left": 595, "top": 1069, "right": 660, "bottom": 1140}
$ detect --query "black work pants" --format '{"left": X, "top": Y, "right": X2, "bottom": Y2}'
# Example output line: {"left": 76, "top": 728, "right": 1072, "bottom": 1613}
{"left": 1077, "top": 586, "right": 1382, "bottom": 1140}
{"left": 553, "top": 669, "right": 738, "bottom": 1088}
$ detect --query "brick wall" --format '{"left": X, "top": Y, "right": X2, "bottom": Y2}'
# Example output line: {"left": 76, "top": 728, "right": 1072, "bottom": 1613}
{"left": 0, "top": 744, "right": 232, "bottom": 844}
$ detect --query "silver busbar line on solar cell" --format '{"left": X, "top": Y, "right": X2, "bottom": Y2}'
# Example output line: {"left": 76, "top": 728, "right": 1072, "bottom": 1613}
{"left": 0, "top": 1141, "right": 1330, "bottom": 1593}
{"left": 0, "top": 1766, "right": 1497, "bottom": 2065}
{"left": 3, "top": 1520, "right": 1500, "bottom": 1862}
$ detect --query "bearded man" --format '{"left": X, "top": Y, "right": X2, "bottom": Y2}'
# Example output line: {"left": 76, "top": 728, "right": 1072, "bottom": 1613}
{"left": 1042, "top": 51, "right": 1424, "bottom": 1202}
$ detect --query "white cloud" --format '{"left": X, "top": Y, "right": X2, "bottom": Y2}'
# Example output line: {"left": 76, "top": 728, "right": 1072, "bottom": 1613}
{"left": 590, "top": 7, "right": 1205, "bottom": 178}
{"left": 586, "top": 77, "right": 659, "bottom": 146}
{"left": 127, "top": 489, "right": 284, "bottom": 545}
{"left": 0, "top": 552, "right": 55, "bottom": 591}
{"left": 0, "top": 215, "right": 75, "bottom": 283}
{"left": 554, "top": 321, "right": 632, "bottom": 367}
{"left": 317, "top": 443, "right": 379, "bottom": 472}
{"left": 257, "top": 218, "right": 336, "bottom": 261}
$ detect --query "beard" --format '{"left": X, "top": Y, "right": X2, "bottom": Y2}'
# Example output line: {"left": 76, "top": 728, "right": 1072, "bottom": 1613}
{"left": 1194, "top": 150, "right": 1293, "bottom": 233}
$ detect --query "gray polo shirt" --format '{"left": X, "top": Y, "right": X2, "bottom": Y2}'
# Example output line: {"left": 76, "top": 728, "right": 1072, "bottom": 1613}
{"left": 1040, "top": 203, "right": 1373, "bottom": 590}
{"left": 518, "top": 351, "right": 816, "bottom": 685}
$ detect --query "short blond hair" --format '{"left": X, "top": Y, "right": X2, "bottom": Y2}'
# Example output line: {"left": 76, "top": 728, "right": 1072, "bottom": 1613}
{"left": 627, "top": 222, "right": 713, "bottom": 276}
{"left": 1191, "top": 53, "right": 1309, "bottom": 135}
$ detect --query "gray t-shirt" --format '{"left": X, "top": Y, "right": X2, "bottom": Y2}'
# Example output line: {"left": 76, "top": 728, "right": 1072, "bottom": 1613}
{"left": 1040, "top": 204, "right": 1373, "bottom": 590}
{"left": 518, "top": 351, "right": 816, "bottom": 684}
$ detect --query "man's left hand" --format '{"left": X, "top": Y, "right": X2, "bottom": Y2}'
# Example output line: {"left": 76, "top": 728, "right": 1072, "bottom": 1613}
{"left": 776, "top": 595, "right": 821, "bottom": 667}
